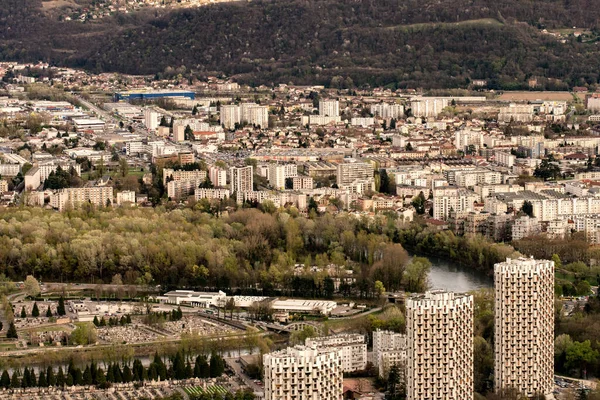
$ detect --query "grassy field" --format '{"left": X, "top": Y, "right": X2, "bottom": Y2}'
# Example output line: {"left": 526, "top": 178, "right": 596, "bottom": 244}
{"left": 386, "top": 18, "right": 503, "bottom": 32}
{"left": 184, "top": 385, "right": 228, "bottom": 397}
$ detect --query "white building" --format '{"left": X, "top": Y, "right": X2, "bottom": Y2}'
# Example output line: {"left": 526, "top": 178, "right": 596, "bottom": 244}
{"left": 370, "top": 103, "right": 404, "bottom": 119}
{"left": 220, "top": 105, "right": 241, "bottom": 130}
{"left": 263, "top": 345, "right": 343, "bottom": 400}
{"left": 155, "top": 290, "right": 227, "bottom": 307}
{"left": 373, "top": 330, "right": 407, "bottom": 379}
{"left": 410, "top": 98, "right": 449, "bottom": 118}
{"left": 268, "top": 164, "right": 286, "bottom": 190}
{"left": 433, "top": 187, "right": 478, "bottom": 220}
{"left": 230, "top": 166, "right": 254, "bottom": 194}
{"left": 494, "top": 258, "right": 554, "bottom": 398}
{"left": 305, "top": 334, "right": 367, "bottom": 372}
{"left": 406, "top": 291, "right": 473, "bottom": 400}
{"left": 209, "top": 167, "right": 228, "bottom": 187}
{"left": 116, "top": 190, "right": 136, "bottom": 205}
{"left": 144, "top": 109, "right": 160, "bottom": 131}
{"left": 337, "top": 161, "right": 374, "bottom": 187}
{"left": 511, "top": 215, "right": 541, "bottom": 241}
{"left": 49, "top": 186, "right": 114, "bottom": 211}
{"left": 319, "top": 100, "right": 340, "bottom": 117}
{"left": 195, "top": 188, "right": 230, "bottom": 201}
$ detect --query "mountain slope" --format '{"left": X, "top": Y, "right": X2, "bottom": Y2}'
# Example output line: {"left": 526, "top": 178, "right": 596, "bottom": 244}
{"left": 1, "top": 0, "right": 600, "bottom": 89}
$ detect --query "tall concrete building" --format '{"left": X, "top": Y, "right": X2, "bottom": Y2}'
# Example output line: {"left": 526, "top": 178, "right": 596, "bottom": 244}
{"left": 220, "top": 105, "right": 241, "bottom": 130}
{"left": 268, "top": 164, "right": 286, "bottom": 190}
{"left": 263, "top": 345, "right": 343, "bottom": 400}
{"left": 230, "top": 166, "right": 254, "bottom": 194}
{"left": 432, "top": 187, "right": 478, "bottom": 220}
{"left": 494, "top": 257, "right": 554, "bottom": 398}
{"left": 319, "top": 100, "right": 340, "bottom": 117}
{"left": 406, "top": 291, "right": 473, "bottom": 400}
{"left": 144, "top": 108, "right": 160, "bottom": 131}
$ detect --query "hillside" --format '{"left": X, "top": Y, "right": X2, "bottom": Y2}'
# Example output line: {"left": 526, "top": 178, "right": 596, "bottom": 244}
{"left": 1, "top": 0, "right": 600, "bottom": 89}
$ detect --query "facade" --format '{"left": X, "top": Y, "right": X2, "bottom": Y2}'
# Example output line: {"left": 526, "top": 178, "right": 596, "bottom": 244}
{"left": 162, "top": 169, "right": 207, "bottom": 185}
{"left": 305, "top": 334, "right": 367, "bottom": 373}
{"left": 144, "top": 109, "right": 160, "bottom": 131}
{"left": 167, "top": 178, "right": 205, "bottom": 200}
{"left": 372, "top": 330, "right": 407, "bottom": 378}
{"left": 494, "top": 257, "right": 554, "bottom": 398}
{"left": 49, "top": 187, "right": 114, "bottom": 211}
{"left": 336, "top": 161, "right": 374, "bottom": 187}
{"left": 155, "top": 290, "right": 226, "bottom": 307}
{"left": 209, "top": 167, "right": 228, "bottom": 187}
{"left": 263, "top": 345, "right": 343, "bottom": 400}
{"left": 220, "top": 105, "right": 241, "bottom": 130}
{"left": 433, "top": 187, "right": 478, "bottom": 220}
{"left": 293, "top": 176, "right": 314, "bottom": 190}
{"left": 370, "top": 103, "right": 404, "bottom": 119}
{"left": 406, "top": 291, "right": 473, "bottom": 400}
{"left": 319, "top": 100, "right": 340, "bottom": 117}
{"left": 116, "top": 190, "right": 136, "bottom": 205}
{"left": 230, "top": 166, "right": 254, "bottom": 194}
{"left": 268, "top": 164, "right": 286, "bottom": 190}
{"left": 195, "top": 188, "right": 230, "bottom": 201}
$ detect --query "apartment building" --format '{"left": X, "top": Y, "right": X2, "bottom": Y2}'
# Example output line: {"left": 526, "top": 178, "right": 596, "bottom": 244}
{"left": 432, "top": 187, "right": 478, "bottom": 220}
{"left": 0, "top": 180, "right": 8, "bottom": 192}
{"left": 230, "top": 166, "right": 254, "bottom": 194}
{"left": 454, "top": 169, "right": 502, "bottom": 188}
{"left": 208, "top": 167, "right": 228, "bottom": 187}
{"left": 372, "top": 330, "right": 407, "bottom": 379}
{"left": 268, "top": 164, "right": 287, "bottom": 190}
{"left": 220, "top": 105, "right": 241, "bottom": 130}
{"left": 410, "top": 98, "right": 449, "bottom": 118}
{"left": 319, "top": 100, "right": 340, "bottom": 117}
{"left": 293, "top": 176, "right": 314, "bottom": 190}
{"left": 144, "top": 108, "right": 160, "bottom": 131}
{"left": 49, "top": 186, "right": 114, "bottom": 211}
{"left": 167, "top": 178, "right": 205, "bottom": 200}
{"left": 305, "top": 334, "right": 367, "bottom": 372}
{"left": 494, "top": 258, "right": 554, "bottom": 398}
{"left": 246, "top": 105, "right": 269, "bottom": 128}
{"left": 336, "top": 161, "right": 374, "bottom": 187}
{"left": 498, "top": 104, "right": 534, "bottom": 123}
{"left": 263, "top": 345, "right": 343, "bottom": 400}
{"left": 116, "top": 190, "right": 136, "bottom": 205}
{"left": 162, "top": 169, "right": 207, "bottom": 185}
{"left": 511, "top": 216, "right": 541, "bottom": 241}
{"left": 406, "top": 291, "right": 473, "bottom": 400}
{"left": 194, "top": 188, "right": 230, "bottom": 201}
{"left": 370, "top": 103, "right": 404, "bottom": 119}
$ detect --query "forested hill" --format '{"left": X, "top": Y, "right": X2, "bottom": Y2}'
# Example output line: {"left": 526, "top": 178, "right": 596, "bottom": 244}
{"left": 1, "top": 0, "right": 600, "bottom": 89}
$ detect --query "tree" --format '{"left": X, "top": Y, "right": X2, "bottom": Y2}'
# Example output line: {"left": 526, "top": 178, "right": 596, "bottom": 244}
{"left": 46, "top": 305, "right": 53, "bottom": 317}
{"left": 184, "top": 125, "right": 194, "bottom": 141}
{"left": 0, "top": 370, "right": 10, "bottom": 389}
{"left": 23, "top": 275, "right": 40, "bottom": 298}
{"left": 404, "top": 257, "right": 432, "bottom": 293}
{"left": 566, "top": 340, "right": 599, "bottom": 378}
{"left": 20, "top": 306, "right": 26, "bottom": 318}
{"left": 552, "top": 254, "right": 562, "bottom": 269}
{"left": 521, "top": 200, "right": 534, "bottom": 217}
{"left": 411, "top": 192, "right": 426, "bottom": 215}
{"left": 32, "top": 302, "right": 39, "bottom": 317}
{"left": 374, "top": 280, "right": 386, "bottom": 298}
{"left": 192, "top": 105, "right": 198, "bottom": 116}
{"left": 209, "top": 353, "right": 225, "bottom": 378}
{"left": 57, "top": 296, "right": 66, "bottom": 316}
{"left": 46, "top": 366, "right": 56, "bottom": 387}
{"left": 70, "top": 323, "right": 97, "bottom": 345}
{"left": 6, "top": 321, "right": 17, "bottom": 339}
{"left": 474, "top": 336, "right": 493, "bottom": 394}
{"left": 533, "top": 157, "right": 561, "bottom": 181}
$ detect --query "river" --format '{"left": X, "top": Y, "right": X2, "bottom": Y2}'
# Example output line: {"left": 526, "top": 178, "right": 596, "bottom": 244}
{"left": 426, "top": 255, "right": 493, "bottom": 292}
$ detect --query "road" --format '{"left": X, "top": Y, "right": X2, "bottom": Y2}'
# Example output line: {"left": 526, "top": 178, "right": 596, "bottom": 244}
{"left": 224, "top": 357, "right": 264, "bottom": 395}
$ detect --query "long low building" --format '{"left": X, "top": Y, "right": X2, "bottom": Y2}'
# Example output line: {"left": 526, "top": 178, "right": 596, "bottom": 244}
{"left": 155, "top": 291, "right": 337, "bottom": 315}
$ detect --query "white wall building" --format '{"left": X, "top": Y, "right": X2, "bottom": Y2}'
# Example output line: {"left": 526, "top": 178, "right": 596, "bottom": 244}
{"left": 494, "top": 258, "right": 554, "bottom": 398}
{"left": 263, "top": 345, "right": 343, "bottom": 400}
{"left": 230, "top": 166, "right": 254, "bottom": 194}
{"left": 319, "top": 100, "right": 340, "bottom": 117}
{"left": 373, "top": 330, "right": 407, "bottom": 379}
{"left": 406, "top": 291, "right": 473, "bottom": 400}
{"left": 305, "top": 334, "right": 367, "bottom": 372}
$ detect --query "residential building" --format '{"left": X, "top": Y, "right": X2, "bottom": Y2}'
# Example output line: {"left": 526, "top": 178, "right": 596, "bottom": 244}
{"left": 337, "top": 161, "right": 374, "bottom": 187}
{"left": 370, "top": 103, "right": 404, "bottom": 119}
{"left": 162, "top": 169, "right": 207, "bottom": 185}
{"left": 209, "top": 167, "right": 228, "bottom": 187}
{"left": 167, "top": 178, "right": 205, "bottom": 200}
{"left": 494, "top": 258, "right": 554, "bottom": 398}
{"left": 116, "top": 190, "right": 136, "bottom": 205}
{"left": 230, "top": 166, "right": 254, "bottom": 194}
{"left": 144, "top": 109, "right": 160, "bottom": 131}
{"left": 511, "top": 216, "right": 541, "bottom": 241}
{"left": 433, "top": 187, "right": 478, "bottom": 220}
{"left": 268, "top": 164, "right": 286, "bottom": 190}
{"left": 49, "top": 187, "right": 114, "bottom": 211}
{"left": 0, "top": 180, "right": 8, "bottom": 192}
{"left": 293, "top": 176, "right": 314, "bottom": 190}
{"left": 195, "top": 188, "right": 230, "bottom": 201}
{"left": 373, "top": 330, "right": 407, "bottom": 379}
{"left": 319, "top": 100, "right": 340, "bottom": 117}
{"left": 305, "top": 334, "right": 367, "bottom": 372}
{"left": 406, "top": 291, "right": 473, "bottom": 400}
{"left": 220, "top": 105, "right": 241, "bottom": 130}
{"left": 263, "top": 345, "right": 343, "bottom": 400}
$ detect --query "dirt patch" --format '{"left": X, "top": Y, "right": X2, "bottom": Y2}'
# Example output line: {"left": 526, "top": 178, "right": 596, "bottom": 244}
{"left": 41, "top": 0, "right": 80, "bottom": 10}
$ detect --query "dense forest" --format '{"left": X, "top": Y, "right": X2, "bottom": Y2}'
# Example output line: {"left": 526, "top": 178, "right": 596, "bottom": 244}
{"left": 0, "top": 206, "right": 517, "bottom": 296}
{"left": 1, "top": 0, "right": 600, "bottom": 89}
